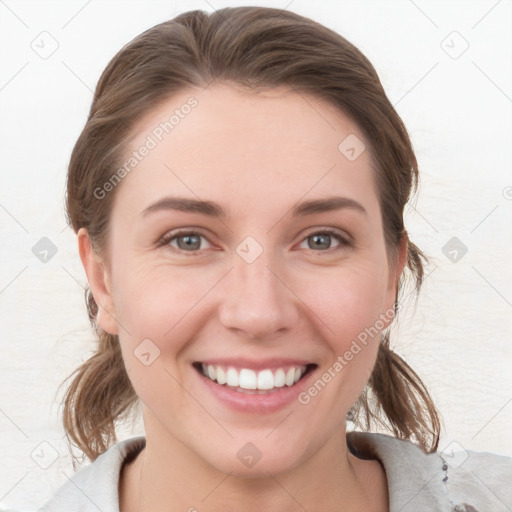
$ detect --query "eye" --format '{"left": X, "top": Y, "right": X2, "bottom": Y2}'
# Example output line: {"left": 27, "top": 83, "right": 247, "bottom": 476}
{"left": 298, "top": 229, "right": 352, "bottom": 252}
{"left": 158, "top": 228, "right": 352, "bottom": 256}
{"left": 160, "top": 230, "right": 212, "bottom": 254}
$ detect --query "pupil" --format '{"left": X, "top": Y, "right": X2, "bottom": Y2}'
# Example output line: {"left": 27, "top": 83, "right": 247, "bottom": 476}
{"left": 310, "top": 234, "right": 330, "bottom": 250}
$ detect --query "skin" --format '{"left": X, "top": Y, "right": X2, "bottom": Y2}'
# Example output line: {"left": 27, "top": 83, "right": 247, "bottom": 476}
{"left": 79, "top": 82, "right": 407, "bottom": 511}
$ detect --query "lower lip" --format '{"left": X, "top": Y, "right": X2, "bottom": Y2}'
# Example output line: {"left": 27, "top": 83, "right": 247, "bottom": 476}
{"left": 196, "top": 367, "right": 316, "bottom": 413}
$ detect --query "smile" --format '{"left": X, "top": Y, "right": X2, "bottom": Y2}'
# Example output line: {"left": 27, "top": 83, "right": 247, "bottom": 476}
{"left": 194, "top": 363, "right": 316, "bottom": 394}
{"left": 193, "top": 359, "right": 318, "bottom": 412}
{"left": 198, "top": 363, "right": 313, "bottom": 393}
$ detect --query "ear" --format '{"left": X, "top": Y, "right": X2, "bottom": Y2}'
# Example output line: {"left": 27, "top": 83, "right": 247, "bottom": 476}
{"left": 77, "top": 227, "right": 119, "bottom": 335}
{"left": 383, "top": 232, "right": 408, "bottom": 324}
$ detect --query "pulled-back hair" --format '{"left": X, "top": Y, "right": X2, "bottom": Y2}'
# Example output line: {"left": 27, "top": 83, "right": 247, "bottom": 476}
{"left": 61, "top": 6, "right": 441, "bottom": 465}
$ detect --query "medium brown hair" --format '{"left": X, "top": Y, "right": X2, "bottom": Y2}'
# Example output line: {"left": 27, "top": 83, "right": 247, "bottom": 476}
{"left": 61, "top": 6, "right": 441, "bottom": 465}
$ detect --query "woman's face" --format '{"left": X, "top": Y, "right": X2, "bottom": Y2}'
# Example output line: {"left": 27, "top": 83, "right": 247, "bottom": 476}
{"left": 82, "top": 82, "right": 404, "bottom": 475}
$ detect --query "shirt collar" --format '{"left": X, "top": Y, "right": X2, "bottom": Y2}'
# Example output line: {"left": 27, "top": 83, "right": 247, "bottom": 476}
{"left": 41, "top": 433, "right": 451, "bottom": 511}
{"left": 347, "top": 431, "right": 451, "bottom": 511}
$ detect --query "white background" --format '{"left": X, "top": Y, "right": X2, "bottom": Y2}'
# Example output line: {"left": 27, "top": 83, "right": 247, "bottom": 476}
{"left": 1, "top": 0, "right": 511, "bottom": 509}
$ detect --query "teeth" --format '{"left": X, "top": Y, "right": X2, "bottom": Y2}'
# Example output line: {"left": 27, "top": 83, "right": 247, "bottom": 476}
{"left": 274, "top": 368, "right": 285, "bottom": 387}
{"left": 216, "top": 367, "right": 227, "bottom": 385}
{"left": 285, "top": 368, "right": 295, "bottom": 386}
{"left": 200, "top": 363, "right": 308, "bottom": 391}
{"left": 239, "top": 369, "right": 257, "bottom": 390}
{"left": 226, "top": 367, "right": 239, "bottom": 387}
{"left": 257, "top": 369, "right": 274, "bottom": 390}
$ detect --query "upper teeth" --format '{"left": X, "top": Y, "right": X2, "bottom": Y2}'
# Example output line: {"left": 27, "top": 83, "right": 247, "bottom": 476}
{"left": 201, "top": 364, "right": 307, "bottom": 390}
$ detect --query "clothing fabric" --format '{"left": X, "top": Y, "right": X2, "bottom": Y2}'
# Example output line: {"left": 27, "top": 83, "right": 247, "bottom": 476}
{"left": 5, "top": 432, "right": 511, "bottom": 511}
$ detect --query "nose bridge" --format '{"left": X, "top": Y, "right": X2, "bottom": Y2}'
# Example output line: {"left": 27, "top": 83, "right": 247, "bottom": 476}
{"left": 237, "top": 250, "right": 279, "bottom": 300}
{"left": 218, "top": 242, "right": 298, "bottom": 339}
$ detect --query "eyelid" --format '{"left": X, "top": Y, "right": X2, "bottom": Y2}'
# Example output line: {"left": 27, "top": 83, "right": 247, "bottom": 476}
{"left": 297, "top": 227, "right": 353, "bottom": 251}
{"left": 157, "top": 228, "right": 214, "bottom": 255}
{"left": 157, "top": 226, "right": 353, "bottom": 255}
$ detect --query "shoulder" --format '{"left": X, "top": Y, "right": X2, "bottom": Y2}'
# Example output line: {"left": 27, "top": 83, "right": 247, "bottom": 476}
{"left": 34, "top": 436, "right": 146, "bottom": 512}
{"left": 445, "top": 448, "right": 512, "bottom": 511}
{"left": 347, "top": 431, "right": 512, "bottom": 512}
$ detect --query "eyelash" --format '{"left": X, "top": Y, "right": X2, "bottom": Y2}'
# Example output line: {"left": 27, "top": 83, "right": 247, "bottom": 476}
{"left": 301, "top": 229, "right": 353, "bottom": 252}
{"left": 158, "top": 228, "right": 353, "bottom": 257}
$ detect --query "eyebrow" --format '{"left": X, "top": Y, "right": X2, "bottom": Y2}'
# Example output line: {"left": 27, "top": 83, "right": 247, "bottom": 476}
{"left": 291, "top": 196, "right": 367, "bottom": 216}
{"left": 141, "top": 195, "right": 367, "bottom": 218}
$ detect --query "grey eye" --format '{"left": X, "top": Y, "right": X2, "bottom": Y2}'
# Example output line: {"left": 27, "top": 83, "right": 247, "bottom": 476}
{"left": 307, "top": 233, "right": 335, "bottom": 250}
{"left": 298, "top": 230, "right": 348, "bottom": 252}
{"left": 175, "top": 234, "right": 203, "bottom": 251}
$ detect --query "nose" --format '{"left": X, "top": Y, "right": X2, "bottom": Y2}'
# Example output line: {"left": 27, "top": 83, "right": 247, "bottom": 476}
{"left": 218, "top": 251, "right": 300, "bottom": 341}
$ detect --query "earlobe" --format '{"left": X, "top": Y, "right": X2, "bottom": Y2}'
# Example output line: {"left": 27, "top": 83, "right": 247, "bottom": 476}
{"left": 77, "top": 228, "right": 119, "bottom": 335}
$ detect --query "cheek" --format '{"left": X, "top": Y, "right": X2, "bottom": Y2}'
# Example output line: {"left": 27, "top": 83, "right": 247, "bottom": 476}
{"left": 111, "top": 264, "right": 212, "bottom": 412}
{"left": 291, "top": 263, "right": 389, "bottom": 424}
{"left": 298, "top": 261, "right": 389, "bottom": 392}
{"left": 303, "top": 261, "right": 390, "bottom": 345}
{"left": 112, "top": 252, "right": 390, "bottom": 353}
{"left": 111, "top": 261, "right": 221, "bottom": 349}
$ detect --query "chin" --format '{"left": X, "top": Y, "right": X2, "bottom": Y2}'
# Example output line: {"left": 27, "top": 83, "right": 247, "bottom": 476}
{"left": 195, "top": 436, "right": 312, "bottom": 478}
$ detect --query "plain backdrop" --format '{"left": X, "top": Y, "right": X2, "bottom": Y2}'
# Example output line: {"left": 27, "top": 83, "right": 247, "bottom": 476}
{"left": 1, "top": 0, "right": 511, "bottom": 508}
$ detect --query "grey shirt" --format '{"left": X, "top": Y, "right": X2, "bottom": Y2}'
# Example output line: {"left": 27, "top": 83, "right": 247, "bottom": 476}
{"left": 10, "top": 433, "right": 512, "bottom": 511}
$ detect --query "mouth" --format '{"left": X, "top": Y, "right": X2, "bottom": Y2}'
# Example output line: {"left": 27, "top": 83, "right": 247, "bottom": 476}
{"left": 193, "top": 361, "right": 317, "bottom": 394}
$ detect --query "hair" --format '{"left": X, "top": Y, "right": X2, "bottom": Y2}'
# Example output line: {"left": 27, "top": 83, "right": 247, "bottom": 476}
{"left": 60, "top": 6, "right": 441, "bottom": 465}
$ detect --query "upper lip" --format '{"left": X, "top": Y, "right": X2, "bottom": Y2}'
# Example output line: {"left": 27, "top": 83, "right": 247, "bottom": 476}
{"left": 195, "top": 358, "right": 315, "bottom": 371}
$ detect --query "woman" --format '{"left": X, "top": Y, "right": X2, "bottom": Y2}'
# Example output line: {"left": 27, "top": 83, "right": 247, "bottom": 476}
{"left": 32, "top": 6, "right": 511, "bottom": 512}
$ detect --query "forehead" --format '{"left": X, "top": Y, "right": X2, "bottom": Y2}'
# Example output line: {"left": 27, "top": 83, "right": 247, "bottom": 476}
{"left": 114, "top": 82, "right": 379, "bottom": 220}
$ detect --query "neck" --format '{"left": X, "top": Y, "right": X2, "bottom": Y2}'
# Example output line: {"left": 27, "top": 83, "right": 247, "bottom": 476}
{"left": 119, "top": 430, "right": 388, "bottom": 512}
